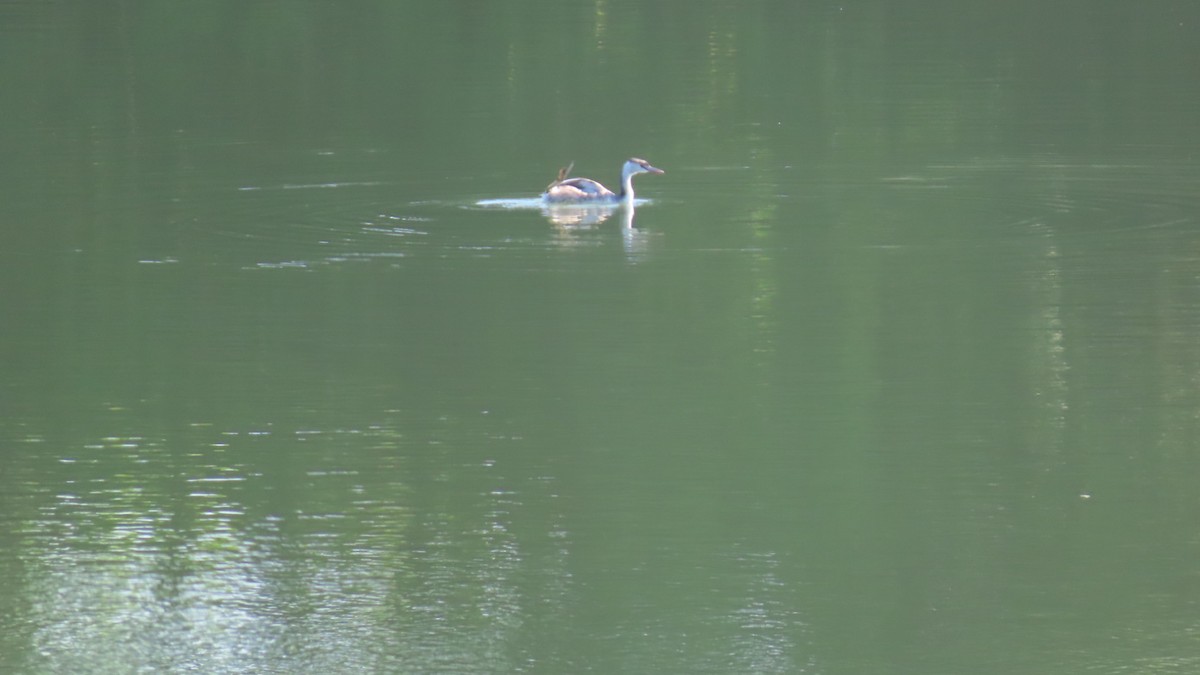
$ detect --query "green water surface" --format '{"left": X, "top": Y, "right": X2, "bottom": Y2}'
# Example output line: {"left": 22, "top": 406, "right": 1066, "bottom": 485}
{"left": 3, "top": 2, "right": 1200, "bottom": 673}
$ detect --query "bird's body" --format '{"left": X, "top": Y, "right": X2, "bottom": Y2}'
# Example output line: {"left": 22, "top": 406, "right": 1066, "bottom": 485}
{"left": 542, "top": 158, "right": 664, "bottom": 204}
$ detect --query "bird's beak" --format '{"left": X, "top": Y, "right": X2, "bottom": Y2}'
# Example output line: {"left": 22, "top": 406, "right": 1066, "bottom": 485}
{"left": 649, "top": 166, "right": 664, "bottom": 174}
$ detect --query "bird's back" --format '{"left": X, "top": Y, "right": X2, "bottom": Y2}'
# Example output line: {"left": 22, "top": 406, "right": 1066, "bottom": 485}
{"left": 543, "top": 177, "right": 616, "bottom": 202}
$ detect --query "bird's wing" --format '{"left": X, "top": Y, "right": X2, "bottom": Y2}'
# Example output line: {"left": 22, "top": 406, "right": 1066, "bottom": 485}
{"left": 549, "top": 178, "right": 612, "bottom": 197}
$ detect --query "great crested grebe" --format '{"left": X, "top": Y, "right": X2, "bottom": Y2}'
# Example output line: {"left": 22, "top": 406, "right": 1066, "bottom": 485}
{"left": 542, "top": 158, "right": 664, "bottom": 204}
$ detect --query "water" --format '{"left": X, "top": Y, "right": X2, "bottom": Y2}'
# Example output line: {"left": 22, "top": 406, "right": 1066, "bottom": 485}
{"left": 3, "top": 2, "right": 1200, "bottom": 673}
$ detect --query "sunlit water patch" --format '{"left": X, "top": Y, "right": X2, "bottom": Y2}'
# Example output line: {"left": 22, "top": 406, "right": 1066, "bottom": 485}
{"left": 473, "top": 197, "right": 547, "bottom": 210}
{"left": 472, "top": 197, "right": 657, "bottom": 209}
{"left": 2, "top": 415, "right": 568, "bottom": 673}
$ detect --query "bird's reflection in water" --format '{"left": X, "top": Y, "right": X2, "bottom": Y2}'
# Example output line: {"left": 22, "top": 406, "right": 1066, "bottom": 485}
{"left": 542, "top": 203, "right": 659, "bottom": 262}
{"left": 542, "top": 203, "right": 615, "bottom": 228}
{"left": 617, "top": 206, "right": 658, "bottom": 263}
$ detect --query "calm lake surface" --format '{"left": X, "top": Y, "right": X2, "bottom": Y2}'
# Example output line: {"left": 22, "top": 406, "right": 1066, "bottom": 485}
{"left": 3, "top": 2, "right": 1200, "bottom": 673}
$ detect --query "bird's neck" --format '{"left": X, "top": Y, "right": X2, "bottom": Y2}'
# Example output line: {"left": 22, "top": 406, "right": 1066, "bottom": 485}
{"left": 618, "top": 171, "right": 635, "bottom": 201}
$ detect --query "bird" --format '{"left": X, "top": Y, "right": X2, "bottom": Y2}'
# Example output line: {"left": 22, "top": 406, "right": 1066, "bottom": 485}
{"left": 542, "top": 158, "right": 664, "bottom": 204}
